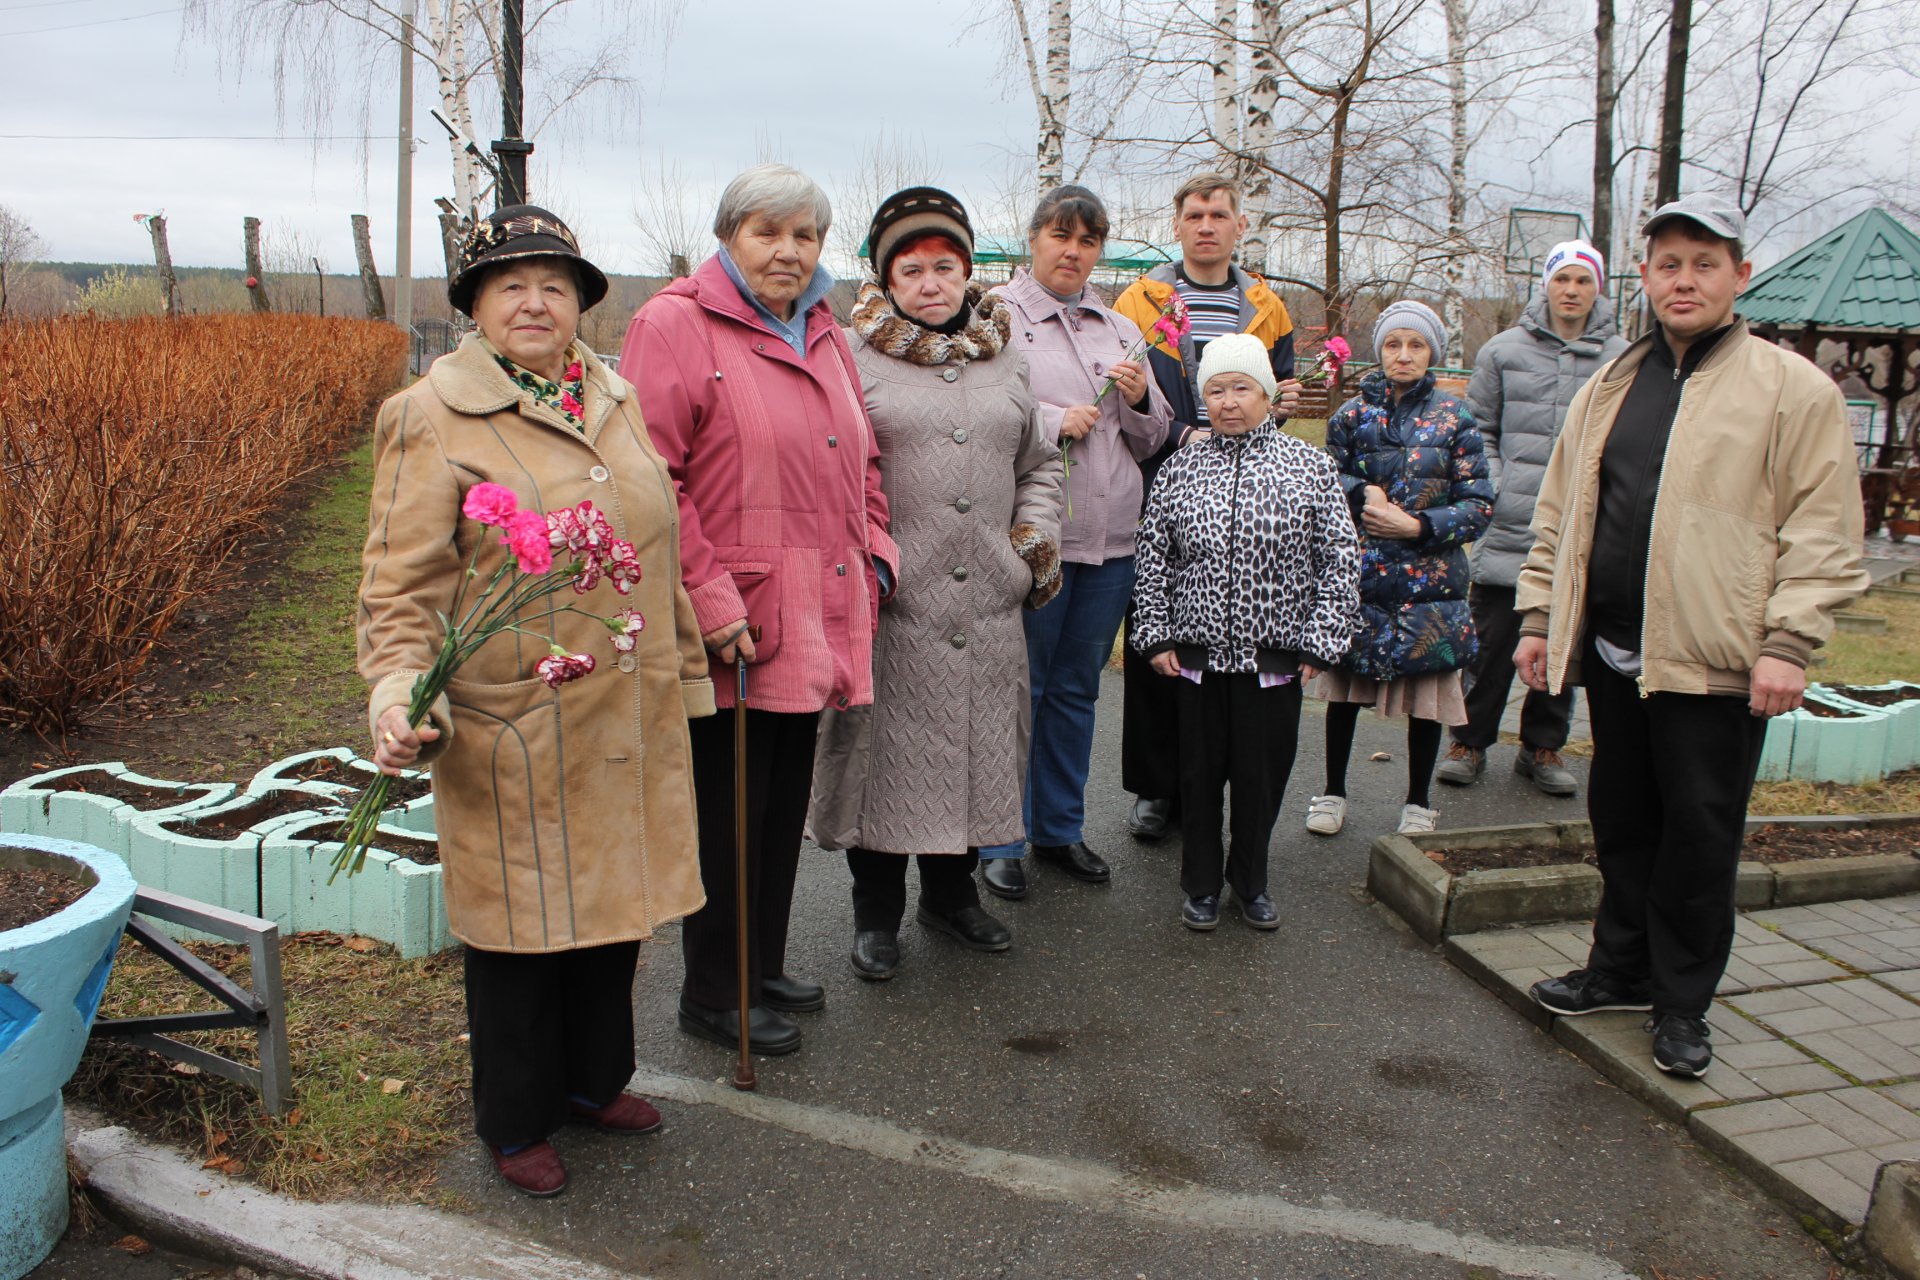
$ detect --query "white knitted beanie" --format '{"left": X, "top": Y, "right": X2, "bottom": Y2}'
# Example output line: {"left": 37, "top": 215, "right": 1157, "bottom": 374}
{"left": 1194, "top": 332, "right": 1277, "bottom": 401}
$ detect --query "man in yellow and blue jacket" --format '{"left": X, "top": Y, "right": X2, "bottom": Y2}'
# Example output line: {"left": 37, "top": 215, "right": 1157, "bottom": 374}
{"left": 1113, "top": 173, "right": 1301, "bottom": 841}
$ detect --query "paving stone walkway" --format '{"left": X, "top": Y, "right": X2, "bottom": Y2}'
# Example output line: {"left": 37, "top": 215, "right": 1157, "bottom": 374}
{"left": 1449, "top": 892, "right": 1920, "bottom": 1228}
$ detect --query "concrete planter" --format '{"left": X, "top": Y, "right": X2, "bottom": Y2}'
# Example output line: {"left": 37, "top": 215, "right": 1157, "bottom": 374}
{"left": 262, "top": 816, "right": 448, "bottom": 958}
{"left": 1744, "top": 813, "right": 1920, "bottom": 905}
{"left": 1368, "top": 822, "right": 1602, "bottom": 944}
{"left": 1817, "top": 681, "right": 1920, "bottom": 775}
{"left": 0, "top": 836, "right": 137, "bottom": 1280}
{"left": 247, "top": 749, "right": 433, "bottom": 833}
{"left": 0, "top": 764, "right": 233, "bottom": 860}
{"left": 1785, "top": 691, "right": 1892, "bottom": 784}
{"left": 125, "top": 789, "right": 343, "bottom": 927}
{"left": 1757, "top": 715, "right": 1796, "bottom": 782}
{"left": 1373, "top": 816, "right": 1920, "bottom": 940}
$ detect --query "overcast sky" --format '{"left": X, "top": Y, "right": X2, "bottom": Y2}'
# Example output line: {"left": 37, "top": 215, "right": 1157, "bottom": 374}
{"left": 1, "top": 0, "right": 1032, "bottom": 273}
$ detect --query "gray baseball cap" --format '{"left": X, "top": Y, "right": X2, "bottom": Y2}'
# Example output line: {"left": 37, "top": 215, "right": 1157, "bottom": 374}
{"left": 1641, "top": 191, "right": 1746, "bottom": 243}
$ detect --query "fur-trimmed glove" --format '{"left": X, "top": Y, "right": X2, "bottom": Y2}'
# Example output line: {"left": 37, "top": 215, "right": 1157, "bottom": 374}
{"left": 1010, "top": 523, "right": 1062, "bottom": 610}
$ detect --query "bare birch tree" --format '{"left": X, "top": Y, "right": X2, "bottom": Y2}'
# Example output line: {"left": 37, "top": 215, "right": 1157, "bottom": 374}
{"left": 184, "top": 0, "right": 674, "bottom": 236}
{"left": 0, "top": 205, "right": 46, "bottom": 320}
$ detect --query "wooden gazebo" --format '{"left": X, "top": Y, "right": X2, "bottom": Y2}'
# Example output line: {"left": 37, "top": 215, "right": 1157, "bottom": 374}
{"left": 1743, "top": 208, "right": 1920, "bottom": 534}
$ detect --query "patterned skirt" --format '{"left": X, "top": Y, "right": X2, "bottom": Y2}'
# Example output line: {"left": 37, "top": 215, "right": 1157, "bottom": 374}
{"left": 1308, "top": 669, "right": 1467, "bottom": 726}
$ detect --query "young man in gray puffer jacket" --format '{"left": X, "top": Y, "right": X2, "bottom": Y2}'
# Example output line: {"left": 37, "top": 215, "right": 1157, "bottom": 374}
{"left": 1438, "top": 241, "right": 1626, "bottom": 797}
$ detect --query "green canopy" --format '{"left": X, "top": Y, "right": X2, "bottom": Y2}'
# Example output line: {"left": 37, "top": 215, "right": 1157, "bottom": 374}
{"left": 1743, "top": 208, "right": 1920, "bottom": 332}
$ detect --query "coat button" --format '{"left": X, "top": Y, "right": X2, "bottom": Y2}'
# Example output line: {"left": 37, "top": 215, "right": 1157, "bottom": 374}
{"left": 836, "top": 563, "right": 847, "bottom": 576}
{"left": 828, "top": 435, "right": 838, "bottom": 447}
{"left": 952, "top": 566, "right": 968, "bottom": 581}
{"left": 837, "top": 696, "right": 850, "bottom": 708}
{"left": 617, "top": 654, "right": 636, "bottom": 672}
{"left": 589, "top": 465, "right": 610, "bottom": 483}
{"left": 955, "top": 498, "right": 972, "bottom": 513}
{"left": 942, "top": 367, "right": 958, "bottom": 382}
{"left": 950, "top": 632, "right": 966, "bottom": 649}
{"left": 952, "top": 429, "right": 969, "bottom": 443}
{"left": 756, "top": 343, "right": 766, "bottom": 352}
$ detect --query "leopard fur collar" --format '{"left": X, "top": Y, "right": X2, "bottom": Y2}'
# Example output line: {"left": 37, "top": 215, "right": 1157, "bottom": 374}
{"left": 849, "top": 279, "right": 1011, "bottom": 368}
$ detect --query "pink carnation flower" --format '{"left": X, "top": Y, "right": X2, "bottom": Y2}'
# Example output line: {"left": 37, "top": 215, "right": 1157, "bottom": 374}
{"left": 607, "top": 607, "right": 646, "bottom": 652}
{"left": 463, "top": 482, "right": 520, "bottom": 528}
{"left": 501, "top": 509, "right": 555, "bottom": 574}
{"left": 603, "top": 541, "right": 642, "bottom": 595}
{"left": 536, "top": 650, "right": 596, "bottom": 689}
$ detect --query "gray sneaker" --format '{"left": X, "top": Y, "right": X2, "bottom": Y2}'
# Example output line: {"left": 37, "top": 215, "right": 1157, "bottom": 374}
{"left": 1514, "top": 748, "right": 1578, "bottom": 797}
{"left": 1434, "top": 742, "right": 1485, "bottom": 787}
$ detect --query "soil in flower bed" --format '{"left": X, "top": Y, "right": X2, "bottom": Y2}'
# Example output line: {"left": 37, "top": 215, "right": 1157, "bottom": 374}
{"left": 1800, "top": 698, "right": 1866, "bottom": 719}
{"left": 1430, "top": 843, "right": 1596, "bottom": 875}
{"left": 0, "top": 864, "right": 88, "bottom": 931}
{"left": 52, "top": 769, "right": 193, "bottom": 809}
{"left": 1743, "top": 821, "right": 1920, "bottom": 863}
{"left": 1429, "top": 822, "right": 1920, "bottom": 874}
{"left": 169, "top": 790, "right": 344, "bottom": 837}
{"left": 288, "top": 756, "right": 432, "bottom": 803}
{"left": 308, "top": 822, "right": 440, "bottom": 866}
{"left": 1831, "top": 684, "right": 1920, "bottom": 707}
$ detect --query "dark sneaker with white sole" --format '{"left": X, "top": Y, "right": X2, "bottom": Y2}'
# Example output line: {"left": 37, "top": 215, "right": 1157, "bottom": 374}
{"left": 1530, "top": 968, "right": 1653, "bottom": 1016}
{"left": 1649, "top": 1013, "right": 1713, "bottom": 1076}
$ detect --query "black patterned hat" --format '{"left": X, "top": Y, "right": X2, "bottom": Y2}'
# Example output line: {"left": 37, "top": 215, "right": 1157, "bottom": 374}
{"left": 866, "top": 187, "right": 974, "bottom": 282}
{"left": 448, "top": 204, "right": 610, "bottom": 316}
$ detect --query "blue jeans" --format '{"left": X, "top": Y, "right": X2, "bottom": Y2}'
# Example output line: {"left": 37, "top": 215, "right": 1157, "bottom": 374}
{"left": 979, "top": 557, "right": 1136, "bottom": 858}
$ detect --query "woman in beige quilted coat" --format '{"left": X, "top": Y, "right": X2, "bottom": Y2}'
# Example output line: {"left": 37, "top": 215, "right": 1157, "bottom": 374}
{"left": 358, "top": 206, "right": 712, "bottom": 1198}
{"left": 809, "top": 188, "right": 1063, "bottom": 982}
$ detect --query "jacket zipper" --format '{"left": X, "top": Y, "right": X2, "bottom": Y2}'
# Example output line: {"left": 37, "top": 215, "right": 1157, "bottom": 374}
{"left": 1635, "top": 373, "right": 1689, "bottom": 698}
{"left": 1224, "top": 438, "right": 1246, "bottom": 671}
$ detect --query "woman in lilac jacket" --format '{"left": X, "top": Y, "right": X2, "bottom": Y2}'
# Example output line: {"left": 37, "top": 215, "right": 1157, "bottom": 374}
{"left": 979, "top": 186, "right": 1171, "bottom": 900}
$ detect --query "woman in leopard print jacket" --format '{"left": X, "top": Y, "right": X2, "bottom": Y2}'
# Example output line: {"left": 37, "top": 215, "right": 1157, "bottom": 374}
{"left": 1133, "top": 334, "right": 1361, "bottom": 931}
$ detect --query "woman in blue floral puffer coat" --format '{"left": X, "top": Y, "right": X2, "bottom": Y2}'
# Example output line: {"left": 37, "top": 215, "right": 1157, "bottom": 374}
{"left": 1306, "top": 300, "right": 1491, "bottom": 838}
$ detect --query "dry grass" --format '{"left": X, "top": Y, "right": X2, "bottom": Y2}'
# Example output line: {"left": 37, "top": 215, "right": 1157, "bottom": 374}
{"left": 0, "top": 314, "right": 405, "bottom": 734}
{"left": 69, "top": 932, "right": 471, "bottom": 1203}
{"left": 1748, "top": 767, "right": 1920, "bottom": 817}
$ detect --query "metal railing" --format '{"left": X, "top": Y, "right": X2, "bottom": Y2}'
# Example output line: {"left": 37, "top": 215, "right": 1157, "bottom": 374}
{"left": 90, "top": 887, "right": 293, "bottom": 1116}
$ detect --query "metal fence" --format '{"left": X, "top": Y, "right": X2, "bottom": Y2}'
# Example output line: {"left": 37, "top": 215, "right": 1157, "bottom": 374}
{"left": 407, "top": 318, "right": 468, "bottom": 375}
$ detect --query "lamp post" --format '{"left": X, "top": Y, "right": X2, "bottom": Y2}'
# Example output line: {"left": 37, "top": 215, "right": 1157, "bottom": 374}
{"left": 490, "top": 0, "right": 533, "bottom": 207}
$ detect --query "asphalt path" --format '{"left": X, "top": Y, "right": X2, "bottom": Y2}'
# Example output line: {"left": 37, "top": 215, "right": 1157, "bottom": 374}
{"left": 435, "top": 674, "right": 1837, "bottom": 1280}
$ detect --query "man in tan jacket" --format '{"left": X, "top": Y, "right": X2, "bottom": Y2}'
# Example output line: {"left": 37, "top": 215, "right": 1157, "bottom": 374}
{"left": 1512, "top": 192, "right": 1867, "bottom": 1078}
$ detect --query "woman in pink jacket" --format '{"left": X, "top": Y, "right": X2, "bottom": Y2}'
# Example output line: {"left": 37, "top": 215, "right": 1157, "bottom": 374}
{"left": 978, "top": 186, "right": 1171, "bottom": 900}
{"left": 620, "top": 164, "right": 899, "bottom": 1058}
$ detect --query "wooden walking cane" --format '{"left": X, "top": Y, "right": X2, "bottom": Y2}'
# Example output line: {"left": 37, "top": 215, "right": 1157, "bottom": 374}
{"left": 731, "top": 629, "right": 760, "bottom": 1092}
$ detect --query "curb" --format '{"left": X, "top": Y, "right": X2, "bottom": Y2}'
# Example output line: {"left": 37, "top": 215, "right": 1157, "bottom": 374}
{"left": 68, "top": 1119, "right": 640, "bottom": 1280}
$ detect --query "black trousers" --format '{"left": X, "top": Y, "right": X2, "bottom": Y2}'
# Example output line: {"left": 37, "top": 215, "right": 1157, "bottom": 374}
{"left": 1176, "top": 672, "right": 1303, "bottom": 901}
{"left": 1121, "top": 611, "right": 1180, "bottom": 802}
{"left": 464, "top": 940, "right": 640, "bottom": 1146}
{"left": 1583, "top": 644, "right": 1767, "bottom": 1017}
{"left": 681, "top": 708, "right": 820, "bottom": 1011}
{"left": 846, "top": 849, "right": 983, "bottom": 933}
{"left": 1454, "top": 584, "right": 1576, "bottom": 751}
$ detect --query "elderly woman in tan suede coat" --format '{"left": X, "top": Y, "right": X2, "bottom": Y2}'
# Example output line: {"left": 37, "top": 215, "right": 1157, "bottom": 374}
{"left": 357, "top": 206, "right": 712, "bottom": 1200}
{"left": 809, "top": 188, "right": 1063, "bottom": 982}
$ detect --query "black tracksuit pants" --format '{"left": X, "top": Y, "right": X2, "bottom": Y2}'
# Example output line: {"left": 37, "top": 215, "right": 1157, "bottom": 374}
{"left": 1453, "top": 583, "right": 1576, "bottom": 751}
{"left": 1176, "top": 671, "right": 1303, "bottom": 901}
{"left": 465, "top": 940, "right": 640, "bottom": 1146}
{"left": 681, "top": 708, "right": 820, "bottom": 1011}
{"left": 1583, "top": 643, "right": 1767, "bottom": 1017}
{"left": 1121, "top": 610, "right": 1181, "bottom": 802}
{"left": 846, "top": 849, "right": 983, "bottom": 933}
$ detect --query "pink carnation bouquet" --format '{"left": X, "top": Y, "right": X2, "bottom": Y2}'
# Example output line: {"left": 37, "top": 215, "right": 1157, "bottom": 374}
{"left": 1297, "top": 335, "right": 1351, "bottom": 386}
{"left": 331, "top": 483, "right": 647, "bottom": 881}
{"left": 1057, "top": 293, "right": 1190, "bottom": 519}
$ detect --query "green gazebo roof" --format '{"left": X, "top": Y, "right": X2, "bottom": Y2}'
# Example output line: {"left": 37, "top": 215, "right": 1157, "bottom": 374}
{"left": 1743, "top": 207, "right": 1920, "bottom": 332}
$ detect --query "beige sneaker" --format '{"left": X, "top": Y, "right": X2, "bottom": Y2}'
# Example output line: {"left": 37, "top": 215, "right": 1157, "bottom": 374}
{"left": 1305, "top": 795, "right": 1347, "bottom": 835}
{"left": 1398, "top": 803, "right": 1439, "bottom": 835}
